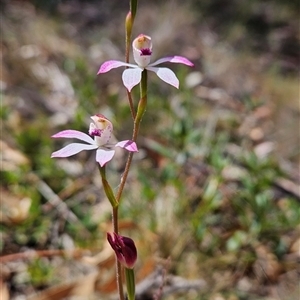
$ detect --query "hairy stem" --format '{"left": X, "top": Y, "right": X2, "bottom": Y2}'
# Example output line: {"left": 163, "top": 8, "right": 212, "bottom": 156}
{"left": 114, "top": 7, "right": 141, "bottom": 297}
{"left": 126, "top": 90, "right": 136, "bottom": 120}
{"left": 112, "top": 206, "right": 125, "bottom": 300}
{"left": 112, "top": 71, "right": 147, "bottom": 299}
{"left": 116, "top": 70, "right": 147, "bottom": 204}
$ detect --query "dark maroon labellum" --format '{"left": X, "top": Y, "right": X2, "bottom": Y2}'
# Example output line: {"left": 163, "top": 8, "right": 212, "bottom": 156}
{"left": 89, "top": 128, "right": 103, "bottom": 137}
{"left": 140, "top": 48, "right": 152, "bottom": 56}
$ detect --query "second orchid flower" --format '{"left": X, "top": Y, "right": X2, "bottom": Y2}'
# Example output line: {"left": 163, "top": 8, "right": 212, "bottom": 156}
{"left": 51, "top": 114, "right": 138, "bottom": 167}
{"left": 98, "top": 34, "right": 194, "bottom": 91}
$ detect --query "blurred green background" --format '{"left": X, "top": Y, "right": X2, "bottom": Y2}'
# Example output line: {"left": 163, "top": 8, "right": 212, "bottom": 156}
{"left": 1, "top": 0, "right": 299, "bottom": 299}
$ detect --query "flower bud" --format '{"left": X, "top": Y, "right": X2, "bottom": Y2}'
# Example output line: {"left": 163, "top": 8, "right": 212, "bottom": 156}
{"left": 132, "top": 34, "right": 152, "bottom": 68}
{"left": 107, "top": 232, "right": 137, "bottom": 269}
{"left": 125, "top": 11, "right": 133, "bottom": 37}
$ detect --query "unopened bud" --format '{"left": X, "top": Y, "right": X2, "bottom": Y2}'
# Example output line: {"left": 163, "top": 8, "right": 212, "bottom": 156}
{"left": 125, "top": 11, "right": 133, "bottom": 37}
{"left": 107, "top": 232, "right": 137, "bottom": 269}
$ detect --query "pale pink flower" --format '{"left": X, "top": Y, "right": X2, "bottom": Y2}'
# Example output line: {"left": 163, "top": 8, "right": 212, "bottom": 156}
{"left": 51, "top": 114, "right": 138, "bottom": 167}
{"left": 97, "top": 34, "right": 194, "bottom": 91}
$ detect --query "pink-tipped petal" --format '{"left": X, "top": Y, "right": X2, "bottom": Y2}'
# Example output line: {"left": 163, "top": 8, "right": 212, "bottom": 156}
{"left": 97, "top": 60, "right": 135, "bottom": 74}
{"left": 147, "top": 67, "right": 179, "bottom": 89}
{"left": 116, "top": 140, "right": 138, "bottom": 152}
{"left": 51, "top": 143, "right": 98, "bottom": 158}
{"left": 96, "top": 149, "right": 115, "bottom": 167}
{"left": 149, "top": 55, "right": 194, "bottom": 67}
{"left": 122, "top": 68, "right": 143, "bottom": 91}
{"left": 52, "top": 130, "right": 95, "bottom": 145}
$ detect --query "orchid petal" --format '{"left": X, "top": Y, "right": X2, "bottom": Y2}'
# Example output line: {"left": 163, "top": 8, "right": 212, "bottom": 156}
{"left": 149, "top": 56, "right": 194, "bottom": 67}
{"left": 96, "top": 149, "right": 115, "bottom": 167}
{"left": 97, "top": 60, "right": 136, "bottom": 74}
{"left": 52, "top": 130, "right": 95, "bottom": 145}
{"left": 51, "top": 143, "right": 98, "bottom": 158}
{"left": 122, "top": 68, "right": 143, "bottom": 91}
{"left": 147, "top": 66, "right": 179, "bottom": 89}
{"left": 116, "top": 140, "right": 138, "bottom": 152}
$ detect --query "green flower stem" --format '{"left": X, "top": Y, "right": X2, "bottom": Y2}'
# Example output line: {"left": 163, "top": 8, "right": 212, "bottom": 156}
{"left": 136, "top": 70, "right": 148, "bottom": 124}
{"left": 99, "top": 166, "right": 118, "bottom": 208}
{"left": 125, "top": 268, "right": 136, "bottom": 300}
{"left": 116, "top": 70, "right": 147, "bottom": 204}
